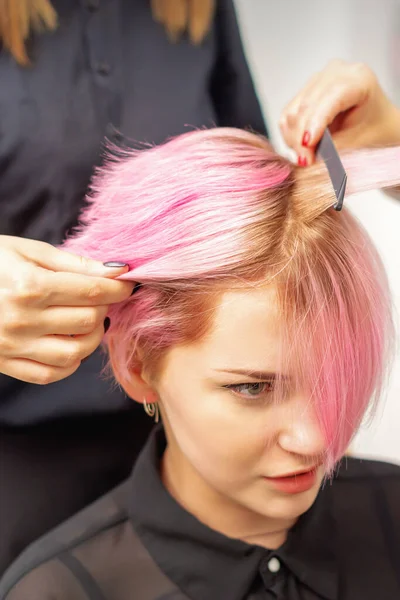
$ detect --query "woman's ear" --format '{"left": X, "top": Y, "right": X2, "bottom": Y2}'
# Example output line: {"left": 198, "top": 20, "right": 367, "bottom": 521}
{"left": 108, "top": 338, "right": 158, "bottom": 406}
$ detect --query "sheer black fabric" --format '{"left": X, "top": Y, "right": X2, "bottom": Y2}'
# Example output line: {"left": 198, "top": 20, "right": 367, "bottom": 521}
{"left": 1, "top": 427, "right": 399, "bottom": 600}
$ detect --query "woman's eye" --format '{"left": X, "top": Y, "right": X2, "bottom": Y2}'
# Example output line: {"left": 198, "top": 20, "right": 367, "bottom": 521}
{"left": 224, "top": 381, "right": 275, "bottom": 399}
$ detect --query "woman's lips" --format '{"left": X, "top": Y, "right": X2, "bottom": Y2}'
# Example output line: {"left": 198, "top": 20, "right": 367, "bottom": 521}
{"left": 264, "top": 469, "right": 318, "bottom": 494}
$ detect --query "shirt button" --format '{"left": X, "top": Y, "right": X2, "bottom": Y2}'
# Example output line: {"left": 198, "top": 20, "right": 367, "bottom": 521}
{"left": 96, "top": 61, "right": 111, "bottom": 76}
{"left": 86, "top": 0, "right": 100, "bottom": 10}
{"left": 267, "top": 557, "right": 281, "bottom": 573}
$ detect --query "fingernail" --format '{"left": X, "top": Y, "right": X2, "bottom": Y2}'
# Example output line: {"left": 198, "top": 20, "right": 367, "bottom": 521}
{"left": 298, "top": 156, "right": 308, "bottom": 167}
{"left": 130, "top": 283, "right": 142, "bottom": 296}
{"left": 103, "top": 262, "right": 128, "bottom": 268}
{"left": 302, "top": 131, "right": 311, "bottom": 147}
{"left": 104, "top": 317, "right": 111, "bottom": 333}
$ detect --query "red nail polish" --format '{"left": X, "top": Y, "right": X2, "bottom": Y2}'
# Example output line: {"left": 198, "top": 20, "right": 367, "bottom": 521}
{"left": 298, "top": 156, "right": 307, "bottom": 167}
{"left": 302, "top": 131, "right": 311, "bottom": 147}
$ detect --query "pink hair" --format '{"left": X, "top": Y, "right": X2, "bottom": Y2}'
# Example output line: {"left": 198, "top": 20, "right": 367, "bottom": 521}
{"left": 62, "top": 128, "right": 398, "bottom": 468}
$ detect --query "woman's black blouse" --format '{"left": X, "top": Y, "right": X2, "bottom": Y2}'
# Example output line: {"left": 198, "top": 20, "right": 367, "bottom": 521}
{"left": 1, "top": 426, "right": 399, "bottom": 600}
{"left": 0, "top": 0, "right": 267, "bottom": 426}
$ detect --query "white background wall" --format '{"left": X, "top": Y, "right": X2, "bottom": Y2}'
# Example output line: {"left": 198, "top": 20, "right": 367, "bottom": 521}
{"left": 234, "top": 0, "right": 400, "bottom": 463}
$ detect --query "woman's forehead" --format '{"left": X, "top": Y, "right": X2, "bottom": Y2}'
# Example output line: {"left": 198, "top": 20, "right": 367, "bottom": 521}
{"left": 164, "top": 287, "right": 283, "bottom": 372}
{"left": 206, "top": 287, "right": 281, "bottom": 355}
{"left": 213, "top": 287, "right": 280, "bottom": 327}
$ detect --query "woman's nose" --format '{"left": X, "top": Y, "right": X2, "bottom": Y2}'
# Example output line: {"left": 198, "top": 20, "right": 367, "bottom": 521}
{"left": 277, "top": 399, "right": 326, "bottom": 458}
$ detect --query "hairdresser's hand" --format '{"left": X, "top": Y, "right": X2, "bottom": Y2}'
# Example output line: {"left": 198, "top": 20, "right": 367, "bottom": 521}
{"left": 280, "top": 59, "right": 400, "bottom": 164}
{"left": 0, "top": 235, "right": 134, "bottom": 384}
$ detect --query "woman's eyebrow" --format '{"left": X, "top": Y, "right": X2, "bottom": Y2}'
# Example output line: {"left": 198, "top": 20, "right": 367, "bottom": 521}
{"left": 214, "top": 369, "right": 287, "bottom": 380}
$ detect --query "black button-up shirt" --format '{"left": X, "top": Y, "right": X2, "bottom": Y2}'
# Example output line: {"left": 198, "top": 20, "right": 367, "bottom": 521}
{"left": 0, "top": 0, "right": 267, "bottom": 425}
{"left": 1, "top": 426, "right": 399, "bottom": 600}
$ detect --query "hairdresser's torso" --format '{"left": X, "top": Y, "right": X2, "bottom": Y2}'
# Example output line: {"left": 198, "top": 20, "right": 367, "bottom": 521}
{"left": 0, "top": 0, "right": 266, "bottom": 425}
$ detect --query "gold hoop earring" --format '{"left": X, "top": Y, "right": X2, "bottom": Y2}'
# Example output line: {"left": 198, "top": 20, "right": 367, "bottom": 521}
{"left": 143, "top": 398, "right": 159, "bottom": 423}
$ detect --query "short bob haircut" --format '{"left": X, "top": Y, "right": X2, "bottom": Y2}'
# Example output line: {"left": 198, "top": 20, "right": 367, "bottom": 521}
{"left": 63, "top": 128, "right": 399, "bottom": 468}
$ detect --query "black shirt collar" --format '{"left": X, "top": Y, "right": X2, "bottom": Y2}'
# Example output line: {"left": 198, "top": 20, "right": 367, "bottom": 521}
{"left": 129, "top": 425, "right": 338, "bottom": 600}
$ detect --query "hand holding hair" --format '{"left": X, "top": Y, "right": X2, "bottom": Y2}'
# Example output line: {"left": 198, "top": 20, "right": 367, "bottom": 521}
{"left": 280, "top": 59, "right": 400, "bottom": 165}
{"left": 0, "top": 236, "right": 134, "bottom": 384}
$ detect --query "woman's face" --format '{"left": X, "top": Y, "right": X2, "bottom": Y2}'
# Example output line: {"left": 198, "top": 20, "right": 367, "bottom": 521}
{"left": 148, "top": 287, "right": 327, "bottom": 532}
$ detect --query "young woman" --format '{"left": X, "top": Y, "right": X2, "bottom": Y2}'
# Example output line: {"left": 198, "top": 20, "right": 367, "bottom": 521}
{"left": 1, "top": 127, "right": 399, "bottom": 599}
